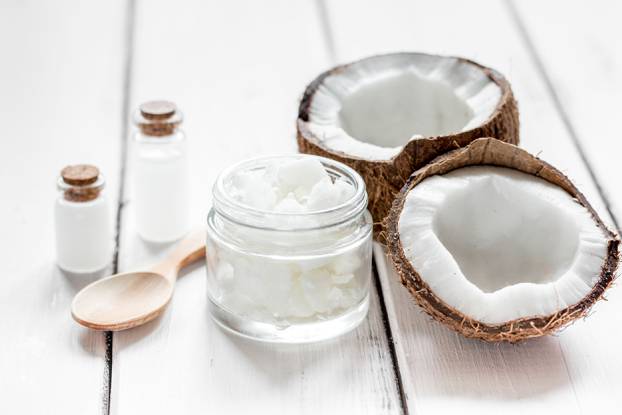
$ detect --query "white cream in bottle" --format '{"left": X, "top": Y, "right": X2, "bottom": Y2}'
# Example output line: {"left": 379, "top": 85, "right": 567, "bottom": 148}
{"left": 206, "top": 156, "right": 373, "bottom": 343}
{"left": 132, "top": 101, "right": 190, "bottom": 243}
{"left": 55, "top": 164, "right": 112, "bottom": 273}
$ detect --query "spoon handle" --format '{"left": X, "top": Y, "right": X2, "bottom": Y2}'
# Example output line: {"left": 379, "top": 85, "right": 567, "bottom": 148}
{"left": 151, "top": 229, "right": 206, "bottom": 278}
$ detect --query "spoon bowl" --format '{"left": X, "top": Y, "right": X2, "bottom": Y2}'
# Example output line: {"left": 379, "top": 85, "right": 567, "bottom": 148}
{"left": 72, "top": 272, "right": 173, "bottom": 331}
{"left": 71, "top": 230, "right": 205, "bottom": 331}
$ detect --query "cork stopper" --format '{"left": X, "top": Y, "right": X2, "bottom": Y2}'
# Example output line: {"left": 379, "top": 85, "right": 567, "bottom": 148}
{"left": 60, "top": 164, "right": 104, "bottom": 202}
{"left": 135, "top": 100, "right": 182, "bottom": 136}
{"left": 140, "top": 100, "right": 176, "bottom": 120}
{"left": 61, "top": 164, "right": 100, "bottom": 186}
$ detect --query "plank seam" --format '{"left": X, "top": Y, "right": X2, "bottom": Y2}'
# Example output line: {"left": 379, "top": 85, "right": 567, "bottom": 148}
{"left": 313, "top": 1, "right": 409, "bottom": 410}
{"left": 505, "top": 0, "right": 620, "bottom": 233}
{"left": 104, "top": 0, "right": 136, "bottom": 413}
{"left": 314, "top": 0, "right": 337, "bottom": 63}
{"left": 102, "top": 332, "right": 113, "bottom": 415}
{"left": 373, "top": 258, "right": 409, "bottom": 415}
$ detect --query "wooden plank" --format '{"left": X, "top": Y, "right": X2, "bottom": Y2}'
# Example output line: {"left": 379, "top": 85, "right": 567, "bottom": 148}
{"left": 325, "top": 0, "right": 621, "bottom": 413}
{"left": 0, "top": 1, "right": 127, "bottom": 413}
{"left": 507, "top": 1, "right": 622, "bottom": 411}
{"left": 509, "top": 0, "right": 621, "bottom": 226}
{"left": 111, "top": 1, "right": 402, "bottom": 413}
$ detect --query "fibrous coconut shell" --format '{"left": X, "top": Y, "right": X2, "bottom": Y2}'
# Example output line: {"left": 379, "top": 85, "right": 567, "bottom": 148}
{"left": 385, "top": 137, "right": 619, "bottom": 342}
{"left": 297, "top": 53, "right": 520, "bottom": 239}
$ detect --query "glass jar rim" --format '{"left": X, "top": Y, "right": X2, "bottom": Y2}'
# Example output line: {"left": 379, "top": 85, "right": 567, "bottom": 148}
{"left": 212, "top": 154, "right": 368, "bottom": 231}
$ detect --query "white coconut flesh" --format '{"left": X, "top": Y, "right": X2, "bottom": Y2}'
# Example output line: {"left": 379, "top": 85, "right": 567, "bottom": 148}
{"left": 398, "top": 166, "right": 609, "bottom": 325}
{"left": 305, "top": 54, "right": 502, "bottom": 160}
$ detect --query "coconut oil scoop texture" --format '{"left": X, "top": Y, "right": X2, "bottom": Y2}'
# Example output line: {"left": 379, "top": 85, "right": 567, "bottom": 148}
{"left": 206, "top": 155, "right": 373, "bottom": 343}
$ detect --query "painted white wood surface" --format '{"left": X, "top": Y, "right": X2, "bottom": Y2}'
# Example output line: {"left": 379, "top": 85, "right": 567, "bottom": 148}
{"left": 323, "top": 0, "right": 621, "bottom": 413}
{"left": 0, "top": 1, "right": 127, "bottom": 413}
{"left": 111, "top": 1, "right": 401, "bottom": 414}
{"left": 2, "top": 0, "right": 620, "bottom": 413}
{"left": 507, "top": 1, "right": 622, "bottom": 411}
{"left": 511, "top": 0, "right": 621, "bottom": 225}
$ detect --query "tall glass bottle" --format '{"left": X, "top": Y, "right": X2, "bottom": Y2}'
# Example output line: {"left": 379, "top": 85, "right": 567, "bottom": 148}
{"left": 133, "top": 101, "right": 190, "bottom": 242}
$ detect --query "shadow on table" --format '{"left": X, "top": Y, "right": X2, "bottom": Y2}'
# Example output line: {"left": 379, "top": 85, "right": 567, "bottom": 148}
{"left": 75, "top": 251, "right": 203, "bottom": 358}
{"left": 390, "top": 284, "right": 577, "bottom": 400}
{"left": 372, "top": 244, "right": 582, "bottom": 401}
{"left": 428, "top": 328, "right": 569, "bottom": 398}
{"left": 52, "top": 265, "right": 114, "bottom": 357}
{"left": 213, "top": 307, "right": 379, "bottom": 389}
{"left": 61, "top": 267, "right": 109, "bottom": 292}
{"left": 216, "top": 325, "right": 345, "bottom": 386}
{"left": 107, "top": 259, "right": 205, "bottom": 346}
{"left": 61, "top": 235, "right": 176, "bottom": 296}
{"left": 219, "top": 313, "right": 574, "bottom": 400}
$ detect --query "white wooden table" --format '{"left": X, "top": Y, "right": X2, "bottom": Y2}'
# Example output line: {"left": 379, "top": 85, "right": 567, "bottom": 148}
{"left": 1, "top": 0, "right": 620, "bottom": 413}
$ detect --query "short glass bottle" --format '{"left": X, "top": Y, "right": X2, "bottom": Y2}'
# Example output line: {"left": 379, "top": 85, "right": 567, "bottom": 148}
{"left": 55, "top": 164, "right": 112, "bottom": 273}
{"left": 206, "top": 155, "right": 373, "bottom": 343}
{"left": 132, "top": 100, "right": 190, "bottom": 243}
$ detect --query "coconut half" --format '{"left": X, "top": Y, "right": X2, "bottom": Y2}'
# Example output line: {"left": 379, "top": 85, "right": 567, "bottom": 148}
{"left": 297, "top": 53, "right": 519, "bottom": 235}
{"left": 386, "top": 138, "right": 619, "bottom": 342}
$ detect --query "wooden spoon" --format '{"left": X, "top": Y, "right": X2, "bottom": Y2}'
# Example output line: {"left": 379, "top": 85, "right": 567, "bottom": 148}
{"left": 71, "top": 229, "right": 206, "bottom": 331}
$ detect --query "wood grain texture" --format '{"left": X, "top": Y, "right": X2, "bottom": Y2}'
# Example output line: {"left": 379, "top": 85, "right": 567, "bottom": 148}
{"left": 323, "top": 0, "right": 621, "bottom": 413}
{"left": 0, "top": 1, "right": 127, "bottom": 413}
{"left": 110, "top": 0, "right": 401, "bottom": 413}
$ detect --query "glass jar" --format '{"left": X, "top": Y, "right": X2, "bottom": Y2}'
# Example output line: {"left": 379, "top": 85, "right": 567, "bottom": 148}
{"left": 206, "top": 155, "right": 373, "bottom": 343}
{"left": 132, "top": 101, "right": 190, "bottom": 242}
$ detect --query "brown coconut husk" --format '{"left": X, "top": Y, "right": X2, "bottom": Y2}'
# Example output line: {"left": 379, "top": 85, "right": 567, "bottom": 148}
{"left": 384, "top": 137, "right": 620, "bottom": 342}
{"left": 297, "top": 53, "right": 520, "bottom": 239}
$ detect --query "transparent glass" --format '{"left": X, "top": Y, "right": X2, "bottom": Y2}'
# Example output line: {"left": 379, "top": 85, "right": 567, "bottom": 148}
{"left": 132, "top": 130, "right": 190, "bottom": 242}
{"left": 206, "top": 155, "right": 373, "bottom": 343}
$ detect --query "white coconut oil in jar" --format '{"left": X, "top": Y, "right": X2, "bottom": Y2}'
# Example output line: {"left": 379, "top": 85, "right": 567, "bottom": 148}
{"left": 206, "top": 155, "right": 373, "bottom": 343}
{"left": 132, "top": 101, "right": 190, "bottom": 243}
